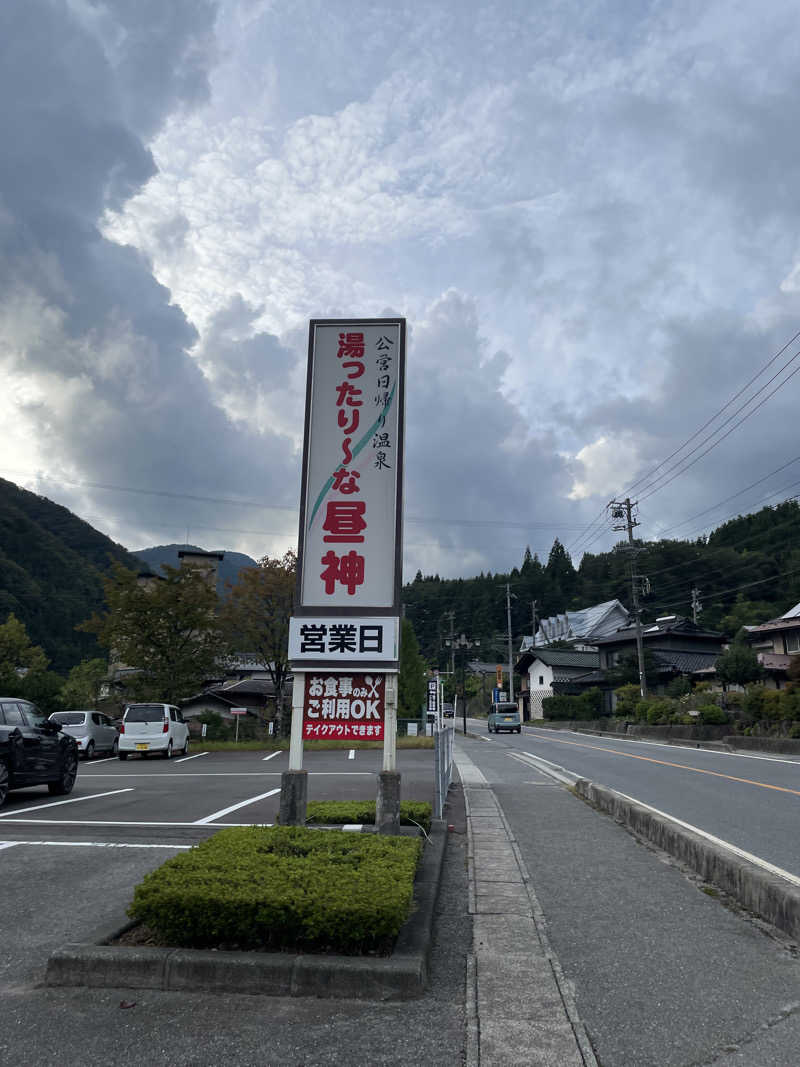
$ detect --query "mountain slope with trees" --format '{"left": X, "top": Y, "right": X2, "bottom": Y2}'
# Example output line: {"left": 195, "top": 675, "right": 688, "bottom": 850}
{"left": 0, "top": 478, "right": 141, "bottom": 672}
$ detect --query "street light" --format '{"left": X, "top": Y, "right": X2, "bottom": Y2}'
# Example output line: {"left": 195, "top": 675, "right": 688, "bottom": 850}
{"left": 445, "top": 633, "right": 480, "bottom": 735}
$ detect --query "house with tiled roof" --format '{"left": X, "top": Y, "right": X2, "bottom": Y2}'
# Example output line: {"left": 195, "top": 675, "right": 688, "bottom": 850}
{"left": 742, "top": 602, "right": 800, "bottom": 688}
{"left": 520, "top": 599, "right": 630, "bottom": 651}
{"left": 514, "top": 646, "right": 600, "bottom": 720}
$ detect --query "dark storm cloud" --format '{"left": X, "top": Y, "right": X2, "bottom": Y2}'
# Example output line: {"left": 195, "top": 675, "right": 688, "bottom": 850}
{"left": 0, "top": 0, "right": 298, "bottom": 551}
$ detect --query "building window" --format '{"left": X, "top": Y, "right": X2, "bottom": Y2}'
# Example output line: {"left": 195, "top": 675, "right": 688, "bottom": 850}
{"left": 539, "top": 676, "right": 544, "bottom": 686}
{"left": 786, "top": 633, "right": 800, "bottom": 654}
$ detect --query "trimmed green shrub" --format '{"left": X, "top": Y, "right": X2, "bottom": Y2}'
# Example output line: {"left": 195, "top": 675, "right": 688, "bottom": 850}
{"left": 542, "top": 688, "right": 602, "bottom": 720}
{"left": 697, "top": 704, "right": 729, "bottom": 725}
{"left": 128, "top": 826, "right": 422, "bottom": 954}
{"left": 305, "top": 800, "right": 432, "bottom": 833}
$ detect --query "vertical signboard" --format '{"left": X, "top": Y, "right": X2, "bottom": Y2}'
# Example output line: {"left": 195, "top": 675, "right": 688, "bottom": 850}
{"left": 296, "top": 320, "right": 405, "bottom": 626}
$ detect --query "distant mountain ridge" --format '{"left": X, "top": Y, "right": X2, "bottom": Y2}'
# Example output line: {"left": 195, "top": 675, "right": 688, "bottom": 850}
{"left": 133, "top": 544, "right": 258, "bottom": 592}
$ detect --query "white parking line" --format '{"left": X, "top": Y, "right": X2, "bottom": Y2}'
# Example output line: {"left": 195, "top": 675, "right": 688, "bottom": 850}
{"left": 194, "top": 787, "right": 282, "bottom": 825}
{"left": 348, "top": 749, "right": 355, "bottom": 760}
{"left": 0, "top": 818, "right": 271, "bottom": 828}
{"left": 0, "top": 839, "right": 192, "bottom": 849}
{"left": 79, "top": 771, "right": 373, "bottom": 777}
{"left": 174, "top": 751, "right": 209, "bottom": 763}
{"left": 0, "top": 788, "right": 134, "bottom": 818}
{"left": 86, "top": 756, "right": 119, "bottom": 765}
{"left": 262, "top": 751, "right": 282, "bottom": 762}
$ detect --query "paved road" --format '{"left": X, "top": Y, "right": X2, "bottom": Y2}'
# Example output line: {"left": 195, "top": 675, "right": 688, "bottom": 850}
{"left": 469, "top": 721, "right": 800, "bottom": 879}
{"left": 0, "top": 746, "right": 470, "bottom": 1067}
{"left": 458, "top": 727, "right": 800, "bottom": 1066}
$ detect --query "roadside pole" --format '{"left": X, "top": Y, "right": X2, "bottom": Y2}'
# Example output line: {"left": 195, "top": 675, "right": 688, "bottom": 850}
{"left": 279, "top": 673, "right": 308, "bottom": 826}
{"left": 376, "top": 672, "right": 400, "bottom": 833}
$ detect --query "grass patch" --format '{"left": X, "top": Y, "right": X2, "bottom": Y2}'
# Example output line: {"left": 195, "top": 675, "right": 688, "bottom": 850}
{"left": 305, "top": 800, "right": 433, "bottom": 833}
{"left": 197, "top": 736, "right": 434, "bottom": 752}
{"left": 128, "top": 826, "right": 422, "bottom": 954}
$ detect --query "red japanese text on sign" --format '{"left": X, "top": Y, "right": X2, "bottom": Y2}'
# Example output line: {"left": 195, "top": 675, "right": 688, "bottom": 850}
{"left": 302, "top": 672, "right": 385, "bottom": 741}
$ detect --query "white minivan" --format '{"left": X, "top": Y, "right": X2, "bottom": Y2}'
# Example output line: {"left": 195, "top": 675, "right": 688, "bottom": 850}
{"left": 118, "top": 703, "right": 190, "bottom": 759}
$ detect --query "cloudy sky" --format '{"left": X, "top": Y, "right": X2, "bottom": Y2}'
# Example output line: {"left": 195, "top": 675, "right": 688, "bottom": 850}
{"left": 3, "top": 0, "right": 800, "bottom": 589}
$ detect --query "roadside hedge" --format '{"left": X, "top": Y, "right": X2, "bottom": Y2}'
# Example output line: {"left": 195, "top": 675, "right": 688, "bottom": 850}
{"left": 305, "top": 800, "right": 433, "bottom": 832}
{"left": 128, "top": 826, "right": 422, "bottom": 954}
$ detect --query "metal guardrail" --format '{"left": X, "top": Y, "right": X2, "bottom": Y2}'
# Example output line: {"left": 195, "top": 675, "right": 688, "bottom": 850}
{"left": 433, "top": 722, "right": 455, "bottom": 819}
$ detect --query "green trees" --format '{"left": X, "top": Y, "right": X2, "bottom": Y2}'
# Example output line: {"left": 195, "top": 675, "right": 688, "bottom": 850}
{"left": 715, "top": 639, "right": 763, "bottom": 689}
{"left": 82, "top": 563, "right": 224, "bottom": 703}
{"left": 0, "top": 613, "right": 49, "bottom": 689}
{"left": 398, "top": 618, "right": 427, "bottom": 719}
{"left": 218, "top": 552, "right": 295, "bottom": 735}
{"left": 61, "top": 658, "right": 108, "bottom": 709}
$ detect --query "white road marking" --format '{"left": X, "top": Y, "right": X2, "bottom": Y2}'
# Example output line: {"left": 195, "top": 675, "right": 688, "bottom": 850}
{"left": 0, "top": 839, "right": 192, "bottom": 849}
{"left": 525, "top": 728, "right": 800, "bottom": 767}
{"left": 72, "top": 771, "right": 373, "bottom": 778}
{"left": 348, "top": 749, "right": 355, "bottom": 760}
{"left": 86, "top": 756, "right": 118, "bottom": 765}
{"left": 0, "top": 818, "right": 271, "bottom": 828}
{"left": 174, "top": 751, "right": 209, "bottom": 763}
{"left": 0, "top": 788, "right": 134, "bottom": 818}
{"left": 194, "top": 787, "right": 282, "bottom": 824}
{"left": 262, "top": 751, "right": 282, "bottom": 762}
{"left": 612, "top": 788, "right": 800, "bottom": 889}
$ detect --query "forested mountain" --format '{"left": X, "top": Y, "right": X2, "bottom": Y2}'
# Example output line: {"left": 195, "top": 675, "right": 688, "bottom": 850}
{"left": 0, "top": 478, "right": 141, "bottom": 672}
{"left": 133, "top": 544, "right": 257, "bottom": 593}
{"left": 402, "top": 501, "right": 800, "bottom": 666}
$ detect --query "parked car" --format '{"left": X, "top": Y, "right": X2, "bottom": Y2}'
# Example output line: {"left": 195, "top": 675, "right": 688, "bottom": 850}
{"left": 0, "top": 697, "right": 79, "bottom": 807}
{"left": 49, "top": 710, "right": 119, "bottom": 759}
{"left": 118, "top": 703, "right": 190, "bottom": 759}
{"left": 488, "top": 702, "right": 521, "bottom": 734}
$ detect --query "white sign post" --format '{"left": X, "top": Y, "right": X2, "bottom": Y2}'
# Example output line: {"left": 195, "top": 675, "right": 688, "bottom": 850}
{"left": 282, "top": 319, "right": 406, "bottom": 830}
{"left": 231, "top": 707, "right": 247, "bottom": 744}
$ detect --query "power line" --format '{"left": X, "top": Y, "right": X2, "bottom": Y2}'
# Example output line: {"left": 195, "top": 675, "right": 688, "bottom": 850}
{"left": 622, "top": 327, "right": 800, "bottom": 498}
{"left": 655, "top": 457, "right": 800, "bottom": 539}
{"left": 638, "top": 359, "right": 800, "bottom": 503}
{"left": 654, "top": 563, "right": 800, "bottom": 612}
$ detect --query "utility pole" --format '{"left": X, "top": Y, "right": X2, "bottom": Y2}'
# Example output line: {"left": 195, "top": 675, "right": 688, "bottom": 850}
{"left": 691, "top": 587, "right": 702, "bottom": 624}
{"left": 609, "top": 497, "right": 648, "bottom": 699}
{"left": 506, "top": 583, "right": 515, "bottom": 703}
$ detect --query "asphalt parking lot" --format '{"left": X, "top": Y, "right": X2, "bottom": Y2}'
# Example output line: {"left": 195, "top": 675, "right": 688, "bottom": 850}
{"left": 0, "top": 746, "right": 469, "bottom": 1067}
{"left": 0, "top": 747, "right": 436, "bottom": 843}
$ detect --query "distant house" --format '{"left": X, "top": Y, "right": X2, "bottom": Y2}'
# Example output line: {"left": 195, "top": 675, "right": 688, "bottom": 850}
{"left": 520, "top": 599, "right": 630, "bottom": 651}
{"left": 181, "top": 676, "right": 287, "bottom": 732}
{"left": 515, "top": 647, "right": 600, "bottom": 720}
{"left": 581, "top": 615, "right": 725, "bottom": 711}
{"left": 743, "top": 602, "right": 800, "bottom": 689}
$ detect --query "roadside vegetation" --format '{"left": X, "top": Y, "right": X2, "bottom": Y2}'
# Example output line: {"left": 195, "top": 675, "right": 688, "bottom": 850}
{"left": 305, "top": 800, "right": 432, "bottom": 832}
{"left": 128, "top": 826, "right": 422, "bottom": 954}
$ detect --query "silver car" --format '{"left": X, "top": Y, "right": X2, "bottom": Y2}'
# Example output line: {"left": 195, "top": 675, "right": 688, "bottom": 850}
{"left": 49, "top": 710, "right": 119, "bottom": 759}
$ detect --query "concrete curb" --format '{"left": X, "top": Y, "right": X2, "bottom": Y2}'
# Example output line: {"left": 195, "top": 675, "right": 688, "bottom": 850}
{"left": 46, "top": 820, "right": 447, "bottom": 1000}
{"left": 573, "top": 778, "right": 800, "bottom": 942}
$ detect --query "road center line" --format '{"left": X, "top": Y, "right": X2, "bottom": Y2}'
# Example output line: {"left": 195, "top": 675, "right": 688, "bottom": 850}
{"left": 262, "top": 751, "right": 282, "bottom": 762}
{"left": 523, "top": 736, "right": 800, "bottom": 798}
{"left": 0, "top": 788, "right": 134, "bottom": 818}
{"left": 174, "top": 751, "right": 209, "bottom": 763}
{"left": 194, "top": 787, "right": 282, "bottom": 824}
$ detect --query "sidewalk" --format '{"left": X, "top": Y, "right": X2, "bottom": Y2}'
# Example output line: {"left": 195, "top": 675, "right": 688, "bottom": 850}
{"left": 456, "top": 746, "right": 596, "bottom": 1066}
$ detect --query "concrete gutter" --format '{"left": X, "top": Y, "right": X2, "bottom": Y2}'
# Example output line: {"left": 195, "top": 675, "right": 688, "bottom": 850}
{"left": 573, "top": 778, "right": 800, "bottom": 942}
{"left": 46, "top": 820, "right": 447, "bottom": 1001}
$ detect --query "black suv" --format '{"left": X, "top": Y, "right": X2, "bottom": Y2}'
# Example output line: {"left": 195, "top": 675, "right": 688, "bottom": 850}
{"left": 0, "top": 698, "right": 78, "bottom": 808}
